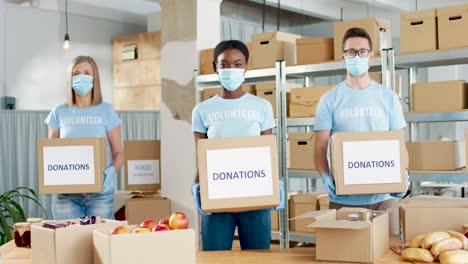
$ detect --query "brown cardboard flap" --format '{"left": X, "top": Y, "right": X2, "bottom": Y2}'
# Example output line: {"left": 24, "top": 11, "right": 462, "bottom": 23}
{"left": 290, "top": 209, "right": 335, "bottom": 221}
{"left": 401, "top": 9, "right": 436, "bottom": 21}
{"left": 291, "top": 192, "right": 327, "bottom": 204}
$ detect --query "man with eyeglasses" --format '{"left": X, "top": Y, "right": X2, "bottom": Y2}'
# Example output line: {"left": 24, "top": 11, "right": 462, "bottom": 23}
{"left": 313, "top": 27, "right": 409, "bottom": 211}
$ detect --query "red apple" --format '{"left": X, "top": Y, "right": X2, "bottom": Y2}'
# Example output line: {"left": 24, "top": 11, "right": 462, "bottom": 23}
{"left": 158, "top": 217, "right": 169, "bottom": 226}
{"left": 152, "top": 224, "right": 171, "bottom": 232}
{"left": 111, "top": 226, "right": 130, "bottom": 235}
{"left": 169, "top": 212, "right": 189, "bottom": 230}
{"left": 139, "top": 219, "right": 157, "bottom": 230}
{"left": 132, "top": 227, "right": 151, "bottom": 234}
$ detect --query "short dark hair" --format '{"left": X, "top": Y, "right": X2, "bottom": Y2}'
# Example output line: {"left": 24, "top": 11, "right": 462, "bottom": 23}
{"left": 342, "top": 27, "right": 373, "bottom": 51}
{"left": 212, "top": 40, "right": 249, "bottom": 71}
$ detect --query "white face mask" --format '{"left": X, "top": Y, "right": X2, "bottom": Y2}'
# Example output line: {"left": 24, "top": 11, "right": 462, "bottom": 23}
{"left": 217, "top": 68, "right": 245, "bottom": 91}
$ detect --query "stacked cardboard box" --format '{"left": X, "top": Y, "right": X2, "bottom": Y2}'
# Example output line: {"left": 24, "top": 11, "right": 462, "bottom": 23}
{"left": 406, "top": 141, "right": 465, "bottom": 171}
{"left": 296, "top": 38, "right": 334, "bottom": 65}
{"left": 411, "top": 80, "right": 468, "bottom": 112}
{"left": 289, "top": 85, "right": 334, "bottom": 118}
{"left": 251, "top": 31, "right": 301, "bottom": 69}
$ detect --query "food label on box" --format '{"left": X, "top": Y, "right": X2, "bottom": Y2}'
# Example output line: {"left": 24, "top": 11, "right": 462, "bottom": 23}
{"left": 43, "top": 146, "right": 96, "bottom": 185}
{"left": 128, "top": 160, "right": 160, "bottom": 185}
{"left": 342, "top": 140, "right": 401, "bottom": 185}
{"left": 206, "top": 146, "right": 273, "bottom": 199}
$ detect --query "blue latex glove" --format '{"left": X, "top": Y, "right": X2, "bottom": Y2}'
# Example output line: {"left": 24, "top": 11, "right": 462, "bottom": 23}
{"left": 271, "top": 179, "right": 285, "bottom": 211}
{"left": 104, "top": 166, "right": 115, "bottom": 177}
{"left": 391, "top": 170, "right": 410, "bottom": 198}
{"left": 191, "top": 182, "right": 211, "bottom": 216}
{"left": 321, "top": 172, "right": 338, "bottom": 199}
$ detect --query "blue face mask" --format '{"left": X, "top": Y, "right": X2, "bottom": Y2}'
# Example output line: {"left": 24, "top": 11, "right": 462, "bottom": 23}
{"left": 218, "top": 69, "right": 245, "bottom": 92}
{"left": 345, "top": 56, "right": 369, "bottom": 77}
{"left": 72, "top": 74, "right": 94, "bottom": 96}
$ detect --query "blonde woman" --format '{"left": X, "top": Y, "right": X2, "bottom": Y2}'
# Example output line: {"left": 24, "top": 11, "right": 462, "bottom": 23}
{"left": 45, "top": 56, "right": 124, "bottom": 220}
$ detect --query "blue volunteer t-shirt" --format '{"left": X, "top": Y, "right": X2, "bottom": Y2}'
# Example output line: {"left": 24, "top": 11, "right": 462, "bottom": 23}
{"left": 314, "top": 81, "right": 407, "bottom": 205}
{"left": 44, "top": 103, "right": 122, "bottom": 189}
{"left": 192, "top": 93, "right": 275, "bottom": 138}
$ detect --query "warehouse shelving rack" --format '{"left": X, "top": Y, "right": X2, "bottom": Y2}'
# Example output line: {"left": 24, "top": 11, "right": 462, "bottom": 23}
{"left": 195, "top": 47, "right": 468, "bottom": 248}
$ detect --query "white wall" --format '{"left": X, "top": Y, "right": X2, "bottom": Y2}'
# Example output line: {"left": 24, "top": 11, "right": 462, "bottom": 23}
{"left": 0, "top": 3, "right": 145, "bottom": 110}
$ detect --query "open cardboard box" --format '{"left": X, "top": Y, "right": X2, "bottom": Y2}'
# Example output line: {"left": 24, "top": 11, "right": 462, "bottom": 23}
{"left": 31, "top": 218, "right": 125, "bottom": 264}
{"left": 399, "top": 196, "right": 468, "bottom": 242}
{"left": 293, "top": 208, "right": 389, "bottom": 263}
{"left": 93, "top": 225, "right": 196, "bottom": 264}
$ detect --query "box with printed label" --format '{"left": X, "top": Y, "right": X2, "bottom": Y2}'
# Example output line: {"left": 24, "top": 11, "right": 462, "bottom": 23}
{"left": 197, "top": 135, "right": 280, "bottom": 212}
{"left": 334, "top": 17, "right": 391, "bottom": 60}
{"left": 287, "top": 133, "right": 316, "bottom": 170}
{"left": 400, "top": 9, "right": 437, "bottom": 54}
{"left": 289, "top": 193, "right": 328, "bottom": 233}
{"left": 201, "top": 84, "right": 256, "bottom": 102}
{"left": 256, "top": 82, "right": 299, "bottom": 117}
{"left": 31, "top": 218, "right": 125, "bottom": 264}
{"left": 406, "top": 141, "right": 465, "bottom": 171}
{"left": 289, "top": 85, "right": 334, "bottom": 118}
{"left": 124, "top": 140, "right": 160, "bottom": 191}
{"left": 251, "top": 31, "right": 300, "bottom": 69}
{"left": 293, "top": 208, "right": 389, "bottom": 263}
{"left": 399, "top": 196, "right": 468, "bottom": 242}
{"left": 37, "top": 137, "right": 106, "bottom": 194}
{"left": 296, "top": 38, "right": 334, "bottom": 65}
{"left": 438, "top": 4, "right": 468, "bottom": 50}
{"left": 330, "top": 130, "right": 407, "bottom": 195}
{"left": 93, "top": 226, "right": 196, "bottom": 264}
{"left": 412, "top": 80, "right": 468, "bottom": 112}
{"left": 125, "top": 196, "right": 171, "bottom": 225}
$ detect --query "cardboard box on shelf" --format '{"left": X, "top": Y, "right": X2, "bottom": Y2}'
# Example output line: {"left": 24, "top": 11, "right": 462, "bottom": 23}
{"left": 255, "top": 82, "right": 299, "bottom": 117}
{"left": 294, "top": 208, "right": 389, "bottom": 263}
{"left": 438, "top": 4, "right": 468, "bottom": 50}
{"left": 31, "top": 219, "right": 125, "bottom": 264}
{"left": 124, "top": 140, "right": 161, "bottom": 191}
{"left": 201, "top": 84, "right": 256, "bottom": 102}
{"left": 399, "top": 196, "right": 468, "bottom": 242}
{"left": 125, "top": 196, "right": 171, "bottom": 225}
{"left": 271, "top": 210, "right": 279, "bottom": 231}
{"left": 406, "top": 141, "right": 465, "bottom": 171}
{"left": 199, "top": 48, "right": 215, "bottom": 75}
{"left": 93, "top": 227, "right": 196, "bottom": 264}
{"left": 289, "top": 85, "right": 335, "bottom": 118}
{"left": 296, "top": 38, "right": 334, "bottom": 65}
{"left": 330, "top": 130, "right": 407, "bottom": 195}
{"left": 334, "top": 17, "right": 391, "bottom": 61}
{"left": 400, "top": 9, "right": 438, "bottom": 54}
{"left": 289, "top": 193, "right": 328, "bottom": 233}
{"left": 197, "top": 135, "right": 280, "bottom": 213}
{"left": 287, "top": 133, "right": 316, "bottom": 170}
{"left": 412, "top": 80, "right": 468, "bottom": 112}
{"left": 37, "top": 137, "right": 106, "bottom": 194}
{"left": 251, "top": 31, "right": 300, "bottom": 69}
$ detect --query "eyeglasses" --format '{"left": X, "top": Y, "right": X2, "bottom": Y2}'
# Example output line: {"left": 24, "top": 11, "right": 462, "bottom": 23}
{"left": 343, "top": 49, "right": 371, "bottom": 58}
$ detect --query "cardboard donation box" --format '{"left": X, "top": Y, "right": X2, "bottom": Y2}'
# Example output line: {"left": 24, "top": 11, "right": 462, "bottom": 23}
{"left": 125, "top": 196, "right": 171, "bottom": 225}
{"left": 31, "top": 218, "right": 125, "bottom": 264}
{"left": 287, "top": 133, "right": 316, "bottom": 170}
{"left": 438, "top": 4, "right": 468, "bottom": 50}
{"left": 294, "top": 208, "right": 389, "bottom": 263}
{"left": 330, "top": 130, "right": 407, "bottom": 195}
{"left": 412, "top": 80, "right": 468, "bottom": 112}
{"left": 289, "top": 85, "right": 334, "bottom": 118}
{"left": 93, "top": 227, "right": 196, "bottom": 264}
{"left": 197, "top": 135, "right": 280, "bottom": 212}
{"left": 406, "top": 141, "right": 465, "bottom": 171}
{"left": 289, "top": 193, "right": 328, "bottom": 233}
{"left": 400, "top": 9, "right": 438, "bottom": 54}
{"left": 37, "top": 137, "right": 106, "bottom": 194}
{"left": 399, "top": 196, "right": 468, "bottom": 242}
{"left": 334, "top": 17, "right": 391, "bottom": 60}
{"left": 251, "top": 31, "right": 300, "bottom": 69}
{"left": 124, "top": 140, "right": 160, "bottom": 191}
{"left": 296, "top": 38, "right": 334, "bottom": 65}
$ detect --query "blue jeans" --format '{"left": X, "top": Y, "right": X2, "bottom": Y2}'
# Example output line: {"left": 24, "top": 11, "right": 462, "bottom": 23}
{"left": 52, "top": 174, "right": 114, "bottom": 220}
{"left": 201, "top": 209, "right": 271, "bottom": 251}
